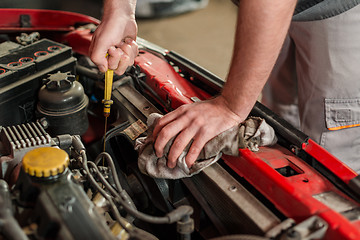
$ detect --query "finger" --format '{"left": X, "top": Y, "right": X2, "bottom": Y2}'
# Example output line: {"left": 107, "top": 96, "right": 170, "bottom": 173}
{"left": 185, "top": 133, "right": 209, "bottom": 168}
{"left": 124, "top": 38, "right": 139, "bottom": 61}
{"left": 114, "top": 53, "right": 130, "bottom": 75}
{"left": 108, "top": 46, "right": 123, "bottom": 70}
{"left": 119, "top": 40, "right": 138, "bottom": 67}
{"left": 152, "top": 106, "right": 187, "bottom": 139}
{"left": 120, "top": 43, "right": 135, "bottom": 65}
{"left": 88, "top": 34, "right": 96, "bottom": 58}
{"left": 167, "top": 127, "right": 197, "bottom": 168}
{"left": 113, "top": 41, "right": 134, "bottom": 75}
{"left": 154, "top": 116, "right": 189, "bottom": 158}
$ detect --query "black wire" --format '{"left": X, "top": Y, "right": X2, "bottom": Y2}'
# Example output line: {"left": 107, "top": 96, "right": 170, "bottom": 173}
{"left": 103, "top": 121, "right": 130, "bottom": 141}
{"left": 87, "top": 159, "right": 174, "bottom": 224}
{"left": 102, "top": 121, "right": 130, "bottom": 153}
{"left": 94, "top": 152, "right": 123, "bottom": 192}
{"left": 88, "top": 161, "right": 120, "bottom": 198}
{"left": 94, "top": 152, "right": 137, "bottom": 211}
{"left": 91, "top": 152, "right": 191, "bottom": 225}
{"left": 80, "top": 152, "right": 132, "bottom": 233}
{"left": 89, "top": 158, "right": 172, "bottom": 224}
{"left": 85, "top": 160, "right": 160, "bottom": 240}
{"left": 73, "top": 136, "right": 191, "bottom": 226}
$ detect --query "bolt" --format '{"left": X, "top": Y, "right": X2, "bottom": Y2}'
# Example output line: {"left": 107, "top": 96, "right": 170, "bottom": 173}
{"left": 48, "top": 46, "right": 61, "bottom": 52}
{"left": 34, "top": 51, "right": 48, "bottom": 57}
{"left": 229, "top": 185, "right": 237, "bottom": 192}
{"left": 39, "top": 118, "right": 49, "bottom": 129}
{"left": 313, "top": 219, "right": 324, "bottom": 230}
{"left": 19, "top": 57, "right": 33, "bottom": 63}
{"left": 60, "top": 196, "right": 75, "bottom": 213}
{"left": 7, "top": 62, "right": 22, "bottom": 67}
{"left": 286, "top": 229, "right": 301, "bottom": 240}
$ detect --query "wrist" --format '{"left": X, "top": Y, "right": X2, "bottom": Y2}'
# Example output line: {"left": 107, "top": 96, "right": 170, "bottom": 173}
{"left": 219, "top": 90, "right": 255, "bottom": 121}
{"left": 214, "top": 95, "right": 247, "bottom": 123}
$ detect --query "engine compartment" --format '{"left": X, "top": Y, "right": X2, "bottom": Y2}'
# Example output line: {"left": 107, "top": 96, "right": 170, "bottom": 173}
{"left": 0, "top": 33, "right": 201, "bottom": 240}
{"left": 0, "top": 9, "right": 360, "bottom": 240}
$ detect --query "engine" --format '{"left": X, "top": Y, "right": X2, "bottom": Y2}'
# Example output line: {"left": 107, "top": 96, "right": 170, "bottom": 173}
{"left": 0, "top": 34, "right": 199, "bottom": 240}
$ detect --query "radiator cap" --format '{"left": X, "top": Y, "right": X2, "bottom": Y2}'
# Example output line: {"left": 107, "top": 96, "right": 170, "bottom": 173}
{"left": 22, "top": 147, "right": 69, "bottom": 178}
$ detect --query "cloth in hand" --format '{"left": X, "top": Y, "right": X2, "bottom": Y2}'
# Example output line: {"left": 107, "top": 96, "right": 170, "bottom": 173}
{"left": 135, "top": 113, "right": 277, "bottom": 179}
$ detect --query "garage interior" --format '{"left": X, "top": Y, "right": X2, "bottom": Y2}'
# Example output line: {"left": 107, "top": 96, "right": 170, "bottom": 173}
{"left": 0, "top": 1, "right": 359, "bottom": 240}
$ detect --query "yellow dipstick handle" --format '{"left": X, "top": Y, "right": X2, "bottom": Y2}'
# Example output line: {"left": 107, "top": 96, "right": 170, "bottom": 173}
{"left": 102, "top": 69, "right": 114, "bottom": 117}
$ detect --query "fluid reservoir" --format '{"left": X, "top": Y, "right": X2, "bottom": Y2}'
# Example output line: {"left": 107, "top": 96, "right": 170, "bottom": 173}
{"left": 37, "top": 71, "right": 89, "bottom": 136}
{"left": 16, "top": 147, "right": 70, "bottom": 204}
{"left": 20, "top": 147, "right": 115, "bottom": 240}
{"left": 22, "top": 147, "right": 69, "bottom": 179}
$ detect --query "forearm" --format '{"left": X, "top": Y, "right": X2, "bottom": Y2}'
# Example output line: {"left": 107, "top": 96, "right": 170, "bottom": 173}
{"left": 222, "top": 0, "right": 297, "bottom": 119}
{"left": 102, "top": 0, "right": 137, "bottom": 21}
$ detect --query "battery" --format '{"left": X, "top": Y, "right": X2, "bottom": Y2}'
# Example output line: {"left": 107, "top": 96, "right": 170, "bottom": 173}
{"left": 0, "top": 39, "right": 76, "bottom": 126}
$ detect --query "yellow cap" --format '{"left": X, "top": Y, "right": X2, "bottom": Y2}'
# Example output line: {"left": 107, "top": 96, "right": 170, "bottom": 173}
{"left": 22, "top": 147, "right": 69, "bottom": 178}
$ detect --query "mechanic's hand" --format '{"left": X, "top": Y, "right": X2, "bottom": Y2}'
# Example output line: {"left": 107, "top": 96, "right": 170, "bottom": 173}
{"left": 152, "top": 96, "right": 244, "bottom": 169}
{"left": 89, "top": 5, "right": 138, "bottom": 75}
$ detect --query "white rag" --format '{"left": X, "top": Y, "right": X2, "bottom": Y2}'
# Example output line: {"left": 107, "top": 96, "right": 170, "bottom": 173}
{"left": 135, "top": 113, "right": 277, "bottom": 179}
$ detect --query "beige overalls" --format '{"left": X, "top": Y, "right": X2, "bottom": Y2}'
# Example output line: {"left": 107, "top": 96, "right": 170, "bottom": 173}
{"left": 263, "top": 1, "right": 360, "bottom": 172}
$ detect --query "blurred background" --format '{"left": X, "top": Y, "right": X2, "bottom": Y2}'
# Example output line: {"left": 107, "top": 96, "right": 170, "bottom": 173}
{"left": 0, "top": 0, "right": 237, "bottom": 79}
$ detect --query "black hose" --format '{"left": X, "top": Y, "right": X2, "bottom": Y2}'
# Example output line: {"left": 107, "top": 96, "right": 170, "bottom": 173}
{"left": 102, "top": 121, "right": 130, "bottom": 145}
{"left": 0, "top": 180, "right": 29, "bottom": 240}
{"left": 92, "top": 153, "right": 193, "bottom": 224}
{"left": 73, "top": 136, "right": 129, "bottom": 229}
{"left": 94, "top": 152, "right": 138, "bottom": 211}
{"left": 80, "top": 152, "right": 131, "bottom": 233}
{"left": 94, "top": 152, "right": 122, "bottom": 191}
{"left": 91, "top": 158, "right": 189, "bottom": 224}
{"left": 86, "top": 161, "right": 159, "bottom": 240}
{"left": 76, "top": 65, "right": 104, "bottom": 81}
{"left": 88, "top": 161, "right": 137, "bottom": 212}
{"left": 72, "top": 136, "right": 193, "bottom": 226}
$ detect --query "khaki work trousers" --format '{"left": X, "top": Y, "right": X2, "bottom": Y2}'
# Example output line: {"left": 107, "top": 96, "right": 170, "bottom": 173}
{"left": 263, "top": 4, "right": 360, "bottom": 173}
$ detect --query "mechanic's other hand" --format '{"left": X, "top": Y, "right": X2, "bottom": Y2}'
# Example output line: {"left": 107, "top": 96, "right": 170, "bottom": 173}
{"left": 152, "top": 96, "right": 244, "bottom": 169}
{"left": 89, "top": 6, "right": 138, "bottom": 75}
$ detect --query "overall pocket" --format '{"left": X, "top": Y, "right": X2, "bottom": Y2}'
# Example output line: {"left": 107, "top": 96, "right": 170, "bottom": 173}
{"left": 320, "top": 98, "right": 360, "bottom": 172}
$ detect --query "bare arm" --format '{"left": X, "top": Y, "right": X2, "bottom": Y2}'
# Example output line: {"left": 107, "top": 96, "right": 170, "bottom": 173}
{"left": 153, "top": 0, "right": 297, "bottom": 168}
{"left": 89, "top": 0, "right": 138, "bottom": 75}
{"left": 222, "top": 0, "right": 297, "bottom": 119}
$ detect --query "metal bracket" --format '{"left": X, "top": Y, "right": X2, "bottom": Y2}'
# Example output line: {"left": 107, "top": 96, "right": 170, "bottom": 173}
{"left": 281, "top": 216, "right": 328, "bottom": 240}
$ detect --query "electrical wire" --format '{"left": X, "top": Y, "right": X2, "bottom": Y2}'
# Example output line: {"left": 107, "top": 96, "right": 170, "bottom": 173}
{"left": 90, "top": 153, "right": 192, "bottom": 224}
{"left": 101, "top": 121, "right": 130, "bottom": 152}
{"left": 94, "top": 152, "right": 123, "bottom": 192}
{"left": 82, "top": 155, "right": 158, "bottom": 240}
{"left": 72, "top": 136, "right": 192, "bottom": 232}
{"left": 80, "top": 151, "right": 131, "bottom": 233}
{"left": 87, "top": 161, "right": 136, "bottom": 212}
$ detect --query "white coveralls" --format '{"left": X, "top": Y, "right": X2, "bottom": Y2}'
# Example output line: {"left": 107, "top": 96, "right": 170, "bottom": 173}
{"left": 263, "top": 1, "right": 360, "bottom": 173}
